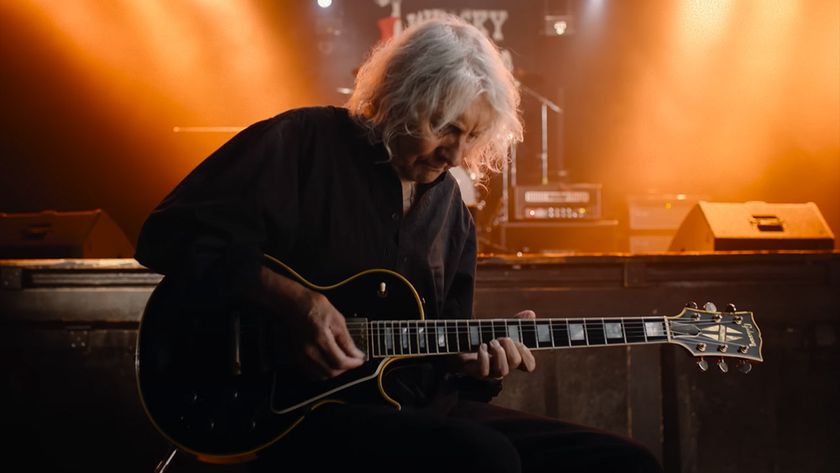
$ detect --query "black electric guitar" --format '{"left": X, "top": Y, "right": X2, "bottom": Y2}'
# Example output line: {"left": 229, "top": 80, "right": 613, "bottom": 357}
{"left": 135, "top": 256, "right": 764, "bottom": 464}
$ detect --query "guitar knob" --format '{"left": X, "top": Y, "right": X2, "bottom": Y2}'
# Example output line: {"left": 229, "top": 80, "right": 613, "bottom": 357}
{"left": 717, "top": 358, "right": 729, "bottom": 373}
{"left": 724, "top": 303, "right": 737, "bottom": 312}
{"left": 703, "top": 302, "right": 717, "bottom": 312}
{"left": 737, "top": 360, "right": 753, "bottom": 374}
{"left": 697, "top": 358, "right": 709, "bottom": 371}
{"left": 685, "top": 301, "right": 699, "bottom": 309}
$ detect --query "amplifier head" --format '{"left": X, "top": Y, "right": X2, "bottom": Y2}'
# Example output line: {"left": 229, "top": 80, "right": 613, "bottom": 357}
{"left": 513, "top": 184, "right": 602, "bottom": 220}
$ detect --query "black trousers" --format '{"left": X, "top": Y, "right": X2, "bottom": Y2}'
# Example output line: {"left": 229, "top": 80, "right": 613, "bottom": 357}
{"left": 251, "top": 399, "right": 663, "bottom": 473}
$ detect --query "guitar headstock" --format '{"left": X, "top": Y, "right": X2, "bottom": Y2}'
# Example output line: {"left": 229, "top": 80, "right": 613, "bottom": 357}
{"left": 668, "top": 302, "right": 763, "bottom": 373}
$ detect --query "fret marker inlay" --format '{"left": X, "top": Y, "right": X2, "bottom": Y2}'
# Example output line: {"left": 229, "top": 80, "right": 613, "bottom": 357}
{"left": 385, "top": 326, "right": 393, "bottom": 350}
{"left": 436, "top": 326, "right": 446, "bottom": 348}
{"left": 645, "top": 322, "right": 664, "bottom": 337}
{"left": 537, "top": 323, "right": 551, "bottom": 343}
{"left": 469, "top": 326, "right": 480, "bottom": 346}
{"left": 569, "top": 323, "right": 585, "bottom": 341}
{"left": 605, "top": 322, "right": 623, "bottom": 339}
{"left": 507, "top": 325, "right": 522, "bottom": 343}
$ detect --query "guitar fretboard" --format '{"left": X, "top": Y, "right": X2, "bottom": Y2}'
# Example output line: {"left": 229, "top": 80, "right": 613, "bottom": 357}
{"left": 365, "top": 317, "right": 670, "bottom": 358}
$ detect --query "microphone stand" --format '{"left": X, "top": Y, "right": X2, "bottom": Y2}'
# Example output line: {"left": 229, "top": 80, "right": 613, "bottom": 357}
{"left": 519, "top": 84, "right": 563, "bottom": 185}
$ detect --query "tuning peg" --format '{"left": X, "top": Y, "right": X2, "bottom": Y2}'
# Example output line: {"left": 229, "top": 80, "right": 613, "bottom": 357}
{"left": 697, "top": 358, "right": 709, "bottom": 371}
{"left": 724, "top": 303, "right": 737, "bottom": 312}
{"left": 717, "top": 358, "right": 729, "bottom": 373}
{"left": 703, "top": 302, "right": 717, "bottom": 312}
{"left": 685, "top": 301, "right": 699, "bottom": 309}
{"left": 737, "top": 360, "right": 752, "bottom": 374}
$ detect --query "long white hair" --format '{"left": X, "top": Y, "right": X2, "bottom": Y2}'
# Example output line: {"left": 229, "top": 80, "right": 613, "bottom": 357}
{"left": 346, "top": 15, "right": 523, "bottom": 179}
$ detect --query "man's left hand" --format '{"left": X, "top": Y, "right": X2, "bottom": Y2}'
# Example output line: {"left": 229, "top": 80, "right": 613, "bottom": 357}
{"left": 454, "top": 309, "right": 538, "bottom": 380}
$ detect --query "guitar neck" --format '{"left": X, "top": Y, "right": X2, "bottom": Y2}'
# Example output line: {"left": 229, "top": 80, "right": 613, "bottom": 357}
{"left": 362, "top": 316, "right": 670, "bottom": 358}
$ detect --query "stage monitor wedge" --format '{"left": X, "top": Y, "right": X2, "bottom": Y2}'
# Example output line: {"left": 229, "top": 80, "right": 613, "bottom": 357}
{"left": 0, "top": 209, "right": 135, "bottom": 259}
{"left": 669, "top": 201, "right": 835, "bottom": 251}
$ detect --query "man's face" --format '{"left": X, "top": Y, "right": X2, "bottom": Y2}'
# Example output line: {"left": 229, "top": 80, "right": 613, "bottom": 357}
{"left": 390, "top": 97, "right": 493, "bottom": 184}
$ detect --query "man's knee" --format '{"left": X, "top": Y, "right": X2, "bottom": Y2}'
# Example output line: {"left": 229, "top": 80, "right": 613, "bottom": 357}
{"left": 431, "top": 420, "right": 521, "bottom": 473}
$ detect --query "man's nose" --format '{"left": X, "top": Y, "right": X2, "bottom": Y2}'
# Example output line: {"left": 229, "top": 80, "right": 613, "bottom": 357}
{"left": 438, "top": 136, "right": 467, "bottom": 166}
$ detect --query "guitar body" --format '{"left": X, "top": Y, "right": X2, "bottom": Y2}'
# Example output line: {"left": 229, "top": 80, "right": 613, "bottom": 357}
{"left": 135, "top": 263, "right": 425, "bottom": 463}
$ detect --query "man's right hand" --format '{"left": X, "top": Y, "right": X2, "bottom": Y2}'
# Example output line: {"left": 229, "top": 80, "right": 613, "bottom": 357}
{"left": 290, "top": 290, "right": 366, "bottom": 380}
{"left": 253, "top": 266, "right": 365, "bottom": 380}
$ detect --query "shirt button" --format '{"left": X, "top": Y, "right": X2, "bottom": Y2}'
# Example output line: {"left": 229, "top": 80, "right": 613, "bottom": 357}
{"left": 391, "top": 212, "right": 400, "bottom": 221}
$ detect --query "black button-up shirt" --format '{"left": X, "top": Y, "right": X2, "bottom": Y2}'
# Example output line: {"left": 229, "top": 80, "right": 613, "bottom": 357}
{"left": 135, "top": 106, "right": 476, "bottom": 320}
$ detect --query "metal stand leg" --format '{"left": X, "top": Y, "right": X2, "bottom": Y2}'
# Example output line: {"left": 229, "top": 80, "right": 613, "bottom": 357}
{"left": 154, "top": 449, "right": 178, "bottom": 473}
{"left": 519, "top": 84, "right": 564, "bottom": 183}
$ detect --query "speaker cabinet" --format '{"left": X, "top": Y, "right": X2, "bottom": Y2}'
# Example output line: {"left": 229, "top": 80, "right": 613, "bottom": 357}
{"left": 626, "top": 194, "right": 707, "bottom": 252}
{"left": 669, "top": 201, "right": 835, "bottom": 251}
{"left": 0, "top": 209, "right": 134, "bottom": 258}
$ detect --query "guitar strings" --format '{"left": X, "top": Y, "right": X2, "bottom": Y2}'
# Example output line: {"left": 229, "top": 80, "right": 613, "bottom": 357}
{"left": 357, "top": 328, "right": 752, "bottom": 343}
{"left": 343, "top": 319, "right": 749, "bottom": 335}
{"left": 344, "top": 320, "right": 745, "bottom": 326}
{"left": 343, "top": 321, "right": 745, "bottom": 334}
{"left": 345, "top": 321, "right": 737, "bottom": 326}
{"left": 343, "top": 326, "right": 751, "bottom": 344}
